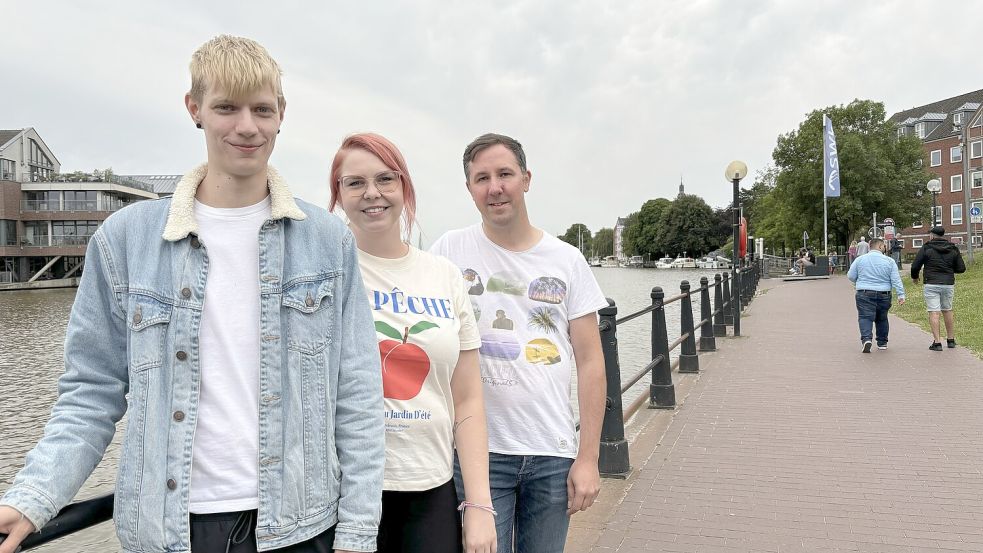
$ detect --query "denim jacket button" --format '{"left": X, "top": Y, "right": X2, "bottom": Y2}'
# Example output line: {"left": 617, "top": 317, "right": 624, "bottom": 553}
{"left": 132, "top": 312, "right": 142, "bottom": 325}
{"left": 190, "top": 236, "right": 201, "bottom": 249}
{"left": 181, "top": 287, "right": 192, "bottom": 299}
{"left": 173, "top": 411, "right": 185, "bottom": 422}
{"left": 175, "top": 350, "right": 188, "bottom": 361}
{"left": 166, "top": 479, "right": 177, "bottom": 490}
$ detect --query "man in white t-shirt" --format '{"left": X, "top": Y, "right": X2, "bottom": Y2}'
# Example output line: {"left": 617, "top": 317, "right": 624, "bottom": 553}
{"left": 431, "top": 133, "right": 607, "bottom": 553}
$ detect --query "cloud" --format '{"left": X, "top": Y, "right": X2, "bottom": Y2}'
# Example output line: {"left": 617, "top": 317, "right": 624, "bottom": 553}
{"left": 6, "top": 0, "right": 982, "bottom": 243}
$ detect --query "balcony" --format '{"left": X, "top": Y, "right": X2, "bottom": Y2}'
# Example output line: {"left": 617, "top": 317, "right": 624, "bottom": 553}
{"left": 21, "top": 200, "right": 134, "bottom": 212}
{"left": 17, "top": 234, "right": 93, "bottom": 247}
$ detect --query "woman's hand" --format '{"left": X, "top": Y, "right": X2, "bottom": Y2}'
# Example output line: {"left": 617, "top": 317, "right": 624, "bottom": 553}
{"left": 462, "top": 507, "right": 497, "bottom": 553}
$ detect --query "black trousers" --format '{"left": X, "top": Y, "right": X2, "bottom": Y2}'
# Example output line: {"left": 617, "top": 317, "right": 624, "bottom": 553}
{"left": 189, "top": 511, "right": 336, "bottom": 553}
{"left": 377, "top": 479, "right": 462, "bottom": 553}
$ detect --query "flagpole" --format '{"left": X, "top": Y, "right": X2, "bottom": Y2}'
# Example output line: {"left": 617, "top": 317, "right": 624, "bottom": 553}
{"left": 823, "top": 195, "right": 828, "bottom": 254}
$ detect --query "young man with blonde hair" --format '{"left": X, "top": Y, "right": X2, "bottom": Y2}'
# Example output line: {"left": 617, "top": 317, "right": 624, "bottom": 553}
{"left": 0, "top": 36, "right": 384, "bottom": 553}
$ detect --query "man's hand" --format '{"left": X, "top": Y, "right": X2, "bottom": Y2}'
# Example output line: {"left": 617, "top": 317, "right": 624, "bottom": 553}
{"left": 0, "top": 506, "right": 36, "bottom": 553}
{"left": 898, "top": 298, "right": 906, "bottom": 306}
{"left": 911, "top": 276, "right": 918, "bottom": 284}
{"left": 566, "top": 457, "right": 600, "bottom": 516}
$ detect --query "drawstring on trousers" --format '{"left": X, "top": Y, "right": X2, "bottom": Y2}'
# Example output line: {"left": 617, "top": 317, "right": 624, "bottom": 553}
{"left": 226, "top": 510, "right": 254, "bottom": 553}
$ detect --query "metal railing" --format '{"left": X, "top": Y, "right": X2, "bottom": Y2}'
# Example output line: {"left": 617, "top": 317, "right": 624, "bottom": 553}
{"left": 15, "top": 235, "right": 93, "bottom": 247}
{"left": 597, "top": 263, "right": 761, "bottom": 477}
{"left": 20, "top": 200, "right": 136, "bottom": 213}
{"left": 0, "top": 263, "right": 764, "bottom": 549}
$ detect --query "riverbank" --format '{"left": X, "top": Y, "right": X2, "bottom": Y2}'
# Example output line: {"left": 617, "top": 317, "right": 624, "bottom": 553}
{"left": 896, "top": 260, "right": 983, "bottom": 358}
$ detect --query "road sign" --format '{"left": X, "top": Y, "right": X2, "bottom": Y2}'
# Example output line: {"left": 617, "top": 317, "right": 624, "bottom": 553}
{"left": 883, "top": 217, "right": 895, "bottom": 225}
{"left": 802, "top": 231, "right": 809, "bottom": 240}
{"left": 971, "top": 206, "right": 982, "bottom": 217}
{"left": 973, "top": 215, "right": 983, "bottom": 224}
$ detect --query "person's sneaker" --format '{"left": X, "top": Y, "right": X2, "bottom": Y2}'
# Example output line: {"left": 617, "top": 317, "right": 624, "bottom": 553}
{"left": 877, "top": 344, "right": 888, "bottom": 350}
{"left": 947, "top": 339, "right": 956, "bottom": 349}
{"left": 929, "top": 342, "right": 943, "bottom": 351}
{"left": 862, "top": 341, "right": 872, "bottom": 353}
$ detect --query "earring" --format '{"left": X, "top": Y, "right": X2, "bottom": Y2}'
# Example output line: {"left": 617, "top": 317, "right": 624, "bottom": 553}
{"left": 277, "top": 129, "right": 281, "bottom": 134}
{"left": 195, "top": 122, "right": 202, "bottom": 129}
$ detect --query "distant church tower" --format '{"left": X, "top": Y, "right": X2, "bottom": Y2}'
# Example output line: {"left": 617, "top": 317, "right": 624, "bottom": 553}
{"left": 678, "top": 176, "right": 685, "bottom": 197}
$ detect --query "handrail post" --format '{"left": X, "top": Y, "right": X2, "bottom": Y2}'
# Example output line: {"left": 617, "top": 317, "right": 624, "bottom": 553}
{"left": 699, "top": 276, "right": 716, "bottom": 351}
{"left": 713, "top": 273, "right": 727, "bottom": 337}
{"left": 678, "top": 281, "right": 699, "bottom": 373}
{"left": 598, "top": 298, "right": 631, "bottom": 478}
{"left": 722, "top": 272, "right": 733, "bottom": 326}
{"left": 649, "top": 287, "right": 675, "bottom": 408}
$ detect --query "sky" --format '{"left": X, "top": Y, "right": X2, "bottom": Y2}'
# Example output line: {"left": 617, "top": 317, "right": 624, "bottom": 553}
{"left": 5, "top": 1, "right": 982, "bottom": 245}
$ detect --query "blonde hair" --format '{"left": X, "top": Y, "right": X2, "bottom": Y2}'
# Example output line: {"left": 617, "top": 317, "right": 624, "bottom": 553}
{"left": 189, "top": 35, "right": 285, "bottom": 110}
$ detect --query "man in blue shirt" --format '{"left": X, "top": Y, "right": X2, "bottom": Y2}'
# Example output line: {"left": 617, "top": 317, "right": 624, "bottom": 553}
{"left": 847, "top": 238, "right": 906, "bottom": 352}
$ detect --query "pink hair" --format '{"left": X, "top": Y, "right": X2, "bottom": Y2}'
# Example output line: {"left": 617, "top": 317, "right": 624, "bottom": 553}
{"left": 329, "top": 133, "right": 417, "bottom": 240}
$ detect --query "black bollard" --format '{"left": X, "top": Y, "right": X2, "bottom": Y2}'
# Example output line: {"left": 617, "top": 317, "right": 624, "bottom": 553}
{"left": 731, "top": 268, "right": 742, "bottom": 336}
{"left": 649, "top": 287, "right": 675, "bottom": 408}
{"left": 722, "top": 272, "right": 733, "bottom": 326}
{"left": 713, "top": 273, "right": 727, "bottom": 337}
{"left": 699, "top": 276, "right": 716, "bottom": 351}
{"left": 678, "top": 281, "right": 699, "bottom": 373}
{"left": 597, "top": 298, "right": 631, "bottom": 478}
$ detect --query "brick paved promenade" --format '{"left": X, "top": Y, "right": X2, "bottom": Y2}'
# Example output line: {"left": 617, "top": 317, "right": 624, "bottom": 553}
{"left": 568, "top": 275, "right": 983, "bottom": 552}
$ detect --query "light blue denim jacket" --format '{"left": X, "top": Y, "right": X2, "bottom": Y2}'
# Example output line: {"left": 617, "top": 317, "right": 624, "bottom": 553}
{"left": 0, "top": 165, "right": 384, "bottom": 552}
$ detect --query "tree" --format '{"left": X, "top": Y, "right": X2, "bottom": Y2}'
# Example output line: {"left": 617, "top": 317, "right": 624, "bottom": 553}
{"left": 593, "top": 227, "right": 614, "bottom": 257}
{"left": 757, "top": 99, "right": 930, "bottom": 251}
{"left": 632, "top": 198, "right": 673, "bottom": 258}
{"left": 559, "top": 223, "right": 592, "bottom": 258}
{"left": 654, "top": 194, "right": 720, "bottom": 256}
{"left": 620, "top": 212, "right": 639, "bottom": 256}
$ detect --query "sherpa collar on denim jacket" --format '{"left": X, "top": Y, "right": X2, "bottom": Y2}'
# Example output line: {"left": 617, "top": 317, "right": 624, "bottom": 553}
{"left": 162, "top": 163, "right": 307, "bottom": 241}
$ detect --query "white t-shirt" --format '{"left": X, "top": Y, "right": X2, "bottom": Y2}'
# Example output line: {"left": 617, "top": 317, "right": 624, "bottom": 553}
{"left": 188, "top": 196, "right": 270, "bottom": 513}
{"left": 358, "top": 246, "right": 481, "bottom": 491}
{"left": 430, "top": 224, "right": 607, "bottom": 458}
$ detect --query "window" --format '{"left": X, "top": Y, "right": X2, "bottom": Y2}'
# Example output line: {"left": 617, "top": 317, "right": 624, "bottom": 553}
{"left": 898, "top": 239, "right": 905, "bottom": 248}
{"left": 951, "top": 204, "right": 963, "bottom": 225}
{"left": 933, "top": 206, "right": 943, "bottom": 226}
{"left": 0, "top": 159, "right": 14, "bottom": 181}
{"left": 23, "top": 191, "right": 59, "bottom": 211}
{"left": 912, "top": 238, "right": 924, "bottom": 247}
{"left": 951, "top": 174, "right": 963, "bottom": 192}
{"left": 930, "top": 150, "right": 942, "bottom": 166}
{"left": 951, "top": 146, "right": 962, "bottom": 163}
{"left": 953, "top": 236, "right": 964, "bottom": 244}
{"left": 0, "top": 220, "right": 15, "bottom": 246}
{"left": 954, "top": 113, "right": 963, "bottom": 126}
{"left": 972, "top": 140, "right": 982, "bottom": 159}
{"left": 916, "top": 122, "right": 927, "bottom": 138}
{"left": 973, "top": 113, "right": 983, "bottom": 128}
{"left": 974, "top": 235, "right": 982, "bottom": 246}
{"left": 64, "top": 190, "right": 97, "bottom": 211}
{"left": 22, "top": 221, "right": 49, "bottom": 246}
{"left": 974, "top": 171, "right": 983, "bottom": 189}
{"left": 912, "top": 220, "right": 923, "bottom": 228}
{"left": 897, "top": 127, "right": 905, "bottom": 138}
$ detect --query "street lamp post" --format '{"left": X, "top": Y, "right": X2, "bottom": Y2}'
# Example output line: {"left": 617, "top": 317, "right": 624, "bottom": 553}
{"left": 954, "top": 121, "right": 975, "bottom": 264}
{"left": 927, "top": 178, "right": 942, "bottom": 228}
{"left": 725, "top": 160, "right": 748, "bottom": 337}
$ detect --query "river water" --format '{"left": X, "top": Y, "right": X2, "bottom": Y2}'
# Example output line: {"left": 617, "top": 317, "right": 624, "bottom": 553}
{"left": 0, "top": 267, "right": 724, "bottom": 552}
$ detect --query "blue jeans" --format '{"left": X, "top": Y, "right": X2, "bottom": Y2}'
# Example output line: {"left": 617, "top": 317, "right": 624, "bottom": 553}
{"left": 455, "top": 453, "right": 574, "bottom": 553}
{"left": 855, "top": 290, "right": 892, "bottom": 345}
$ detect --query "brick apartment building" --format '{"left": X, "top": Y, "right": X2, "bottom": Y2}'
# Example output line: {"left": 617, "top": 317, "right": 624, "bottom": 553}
{"left": 889, "top": 90, "right": 983, "bottom": 254}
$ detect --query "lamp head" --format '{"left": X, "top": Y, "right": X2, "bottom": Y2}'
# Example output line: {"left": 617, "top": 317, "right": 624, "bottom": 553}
{"left": 724, "top": 160, "right": 748, "bottom": 182}
{"left": 926, "top": 178, "right": 942, "bottom": 193}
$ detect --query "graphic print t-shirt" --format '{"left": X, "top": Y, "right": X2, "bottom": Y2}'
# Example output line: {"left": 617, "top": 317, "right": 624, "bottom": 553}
{"left": 430, "top": 225, "right": 607, "bottom": 458}
{"left": 358, "top": 246, "right": 480, "bottom": 491}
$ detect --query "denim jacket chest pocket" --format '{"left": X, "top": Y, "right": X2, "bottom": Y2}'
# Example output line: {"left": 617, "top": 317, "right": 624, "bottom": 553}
{"left": 126, "top": 294, "right": 172, "bottom": 372}
{"left": 282, "top": 275, "right": 337, "bottom": 354}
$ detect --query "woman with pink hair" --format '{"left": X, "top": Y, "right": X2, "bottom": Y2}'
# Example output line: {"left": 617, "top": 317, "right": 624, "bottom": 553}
{"left": 330, "top": 133, "right": 496, "bottom": 553}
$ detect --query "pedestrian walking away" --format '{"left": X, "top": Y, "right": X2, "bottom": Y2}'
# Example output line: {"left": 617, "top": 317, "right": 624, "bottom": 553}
{"left": 430, "top": 133, "right": 607, "bottom": 553}
{"left": 847, "top": 238, "right": 905, "bottom": 352}
{"left": 910, "top": 226, "right": 966, "bottom": 351}
{"left": 0, "top": 36, "right": 385, "bottom": 553}
{"left": 855, "top": 236, "right": 870, "bottom": 257}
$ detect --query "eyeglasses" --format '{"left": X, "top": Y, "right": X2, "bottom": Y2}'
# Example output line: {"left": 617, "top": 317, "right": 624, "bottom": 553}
{"left": 339, "top": 171, "right": 401, "bottom": 196}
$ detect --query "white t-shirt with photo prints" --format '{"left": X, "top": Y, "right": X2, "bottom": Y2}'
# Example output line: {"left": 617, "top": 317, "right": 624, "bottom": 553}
{"left": 357, "top": 246, "right": 481, "bottom": 491}
{"left": 430, "top": 224, "right": 607, "bottom": 459}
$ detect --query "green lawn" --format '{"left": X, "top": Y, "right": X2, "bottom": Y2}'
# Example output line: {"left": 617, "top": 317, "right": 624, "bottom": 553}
{"left": 895, "top": 260, "right": 983, "bottom": 358}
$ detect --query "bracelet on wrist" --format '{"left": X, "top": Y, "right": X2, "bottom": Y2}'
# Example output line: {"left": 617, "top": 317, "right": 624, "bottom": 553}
{"left": 457, "top": 501, "right": 497, "bottom": 517}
